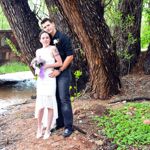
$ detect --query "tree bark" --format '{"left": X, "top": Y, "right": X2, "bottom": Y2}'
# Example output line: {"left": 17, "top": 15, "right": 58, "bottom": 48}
{"left": 45, "top": 0, "right": 73, "bottom": 39}
{"left": 116, "top": 0, "right": 143, "bottom": 75}
{"left": 56, "top": 0, "right": 121, "bottom": 99}
{"left": 0, "top": 0, "right": 41, "bottom": 69}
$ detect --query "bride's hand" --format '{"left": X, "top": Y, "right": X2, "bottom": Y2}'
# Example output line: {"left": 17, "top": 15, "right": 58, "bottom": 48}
{"left": 49, "top": 70, "right": 60, "bottom": 78}
{"left": 43, "top": 64, "right": 49, "bottom": 70}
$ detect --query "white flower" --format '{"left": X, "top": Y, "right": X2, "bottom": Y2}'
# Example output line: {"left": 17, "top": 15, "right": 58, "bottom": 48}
{"left": 53, "top": 39, "right": 59, "bottom": 45}
{"left": 35, "top": 67, "right": 40, "bottom": 75}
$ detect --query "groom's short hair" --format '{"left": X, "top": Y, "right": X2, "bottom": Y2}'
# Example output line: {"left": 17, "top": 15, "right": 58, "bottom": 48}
{"left": 41, "top": 18, "right": 54, "bottom": 25}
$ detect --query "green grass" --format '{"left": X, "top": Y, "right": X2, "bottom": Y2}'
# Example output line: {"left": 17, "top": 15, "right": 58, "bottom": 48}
{"left": 0, "top": 61, "right": 30, "bottom": 74}
{"left": 94, "top": 102, "right": 150, "bottom": 150}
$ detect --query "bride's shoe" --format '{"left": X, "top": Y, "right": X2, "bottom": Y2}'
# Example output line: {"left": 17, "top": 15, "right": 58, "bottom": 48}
{"left": 43, "top": 131, "right": 51, "bottom": 139}
{"left": 36, "top": 130, "right": 43, "bottom": 139}
{"left": 36, "top": 132, "right": 42, "bottom": 139}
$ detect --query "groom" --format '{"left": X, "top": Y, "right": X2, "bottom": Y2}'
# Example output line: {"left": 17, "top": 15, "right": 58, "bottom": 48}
{"left": 41, "top": 18, "right": 74, "bottom": 137}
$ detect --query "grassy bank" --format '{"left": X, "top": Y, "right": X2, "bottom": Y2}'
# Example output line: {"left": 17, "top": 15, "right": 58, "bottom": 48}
{"left": 94, "top": 102, "right": 150, "bottom": 150}
{"left": 0, "top": 61, "right": 30, "bottom": 74}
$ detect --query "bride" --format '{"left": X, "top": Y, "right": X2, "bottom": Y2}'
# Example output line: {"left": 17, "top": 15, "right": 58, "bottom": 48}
{"left": 31, "top": 30, "right": 62, "bottom": 139}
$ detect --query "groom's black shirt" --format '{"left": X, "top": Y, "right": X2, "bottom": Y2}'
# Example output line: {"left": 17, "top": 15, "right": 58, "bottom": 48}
{"left": 52, "top": 31, "right": 73, "bottom": 63}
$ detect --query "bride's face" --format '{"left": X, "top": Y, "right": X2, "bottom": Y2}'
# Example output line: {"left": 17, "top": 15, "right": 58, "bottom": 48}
{"left": 40, "top": 32, "right": 50, "bottom": 47}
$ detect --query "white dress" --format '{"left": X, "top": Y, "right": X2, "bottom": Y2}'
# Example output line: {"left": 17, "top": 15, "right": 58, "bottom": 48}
{"left": 34, "top": 46, "right": 58, "bottom": 129}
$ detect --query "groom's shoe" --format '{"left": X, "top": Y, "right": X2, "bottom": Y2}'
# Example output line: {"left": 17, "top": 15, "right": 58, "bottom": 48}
{"left": 62, "top": 128, "right": 73, "bottom": 137}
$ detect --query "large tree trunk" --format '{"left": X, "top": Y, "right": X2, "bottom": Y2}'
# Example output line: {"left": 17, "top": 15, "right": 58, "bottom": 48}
{"left": 116, "top": 0, "right": 143, "bottom": 75}
{"left": 0, "top": 0, "right": 41, "bottom": 69}
{"left": 56, "top": 0, "right": 120, "bottom": 99}
{"left": 45, "top": 0, "right": 89, "bottom": 92}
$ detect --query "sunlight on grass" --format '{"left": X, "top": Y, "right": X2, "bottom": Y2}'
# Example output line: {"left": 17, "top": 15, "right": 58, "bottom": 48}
{"left": 94, "top": 102, "right": 150, "bottom": 149}
{"left": 0, "top": 61, "right": 30, "bottom": 74}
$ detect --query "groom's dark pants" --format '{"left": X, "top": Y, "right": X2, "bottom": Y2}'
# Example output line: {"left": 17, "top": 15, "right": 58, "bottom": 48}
{"left": 56, "top": 68, "right": 73, "bottom": 130}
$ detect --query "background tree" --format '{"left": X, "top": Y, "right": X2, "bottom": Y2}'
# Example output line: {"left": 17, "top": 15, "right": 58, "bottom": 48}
{"left": 115, "top": 0, "right": 143, "bottom": 75}
{"left": 54, "top": 0, "right": 121, "bottom": 99}
{"left": 0, "top": 0, "right": 41, "bottom": 69}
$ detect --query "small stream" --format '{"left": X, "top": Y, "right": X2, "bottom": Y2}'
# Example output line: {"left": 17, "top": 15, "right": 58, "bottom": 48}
{"left": 0, "top": 72, "right": 36, "bottom": 114}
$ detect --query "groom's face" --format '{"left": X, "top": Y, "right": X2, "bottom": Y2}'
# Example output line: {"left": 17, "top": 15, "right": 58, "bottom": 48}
{"left": 42, "top": 21, "right": 56, "bottom": 36}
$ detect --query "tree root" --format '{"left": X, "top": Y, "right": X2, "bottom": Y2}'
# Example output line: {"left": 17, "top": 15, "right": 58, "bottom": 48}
{"left": 0, "top": 136, "right": 20, "bottom": 146}
{"left": 73, "top": 125, "right": 87, "bottom": 135}
{"left": 109, "top": 97, "right": 150, "bottom": 104}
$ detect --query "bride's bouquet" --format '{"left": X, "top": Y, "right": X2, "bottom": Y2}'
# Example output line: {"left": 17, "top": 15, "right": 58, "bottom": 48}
{"left": 31, "top": 57, "right": 46, "bottom": 79}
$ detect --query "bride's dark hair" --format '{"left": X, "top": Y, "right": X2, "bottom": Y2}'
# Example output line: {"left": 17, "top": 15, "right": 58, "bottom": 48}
{"left": 39, "top": 30, "right": 52, "bottom": 41}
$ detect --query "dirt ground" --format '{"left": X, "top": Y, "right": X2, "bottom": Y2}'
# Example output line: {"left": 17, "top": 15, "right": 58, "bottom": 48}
{"left": 0, "top": 59, "right": 150, "bottom": 150}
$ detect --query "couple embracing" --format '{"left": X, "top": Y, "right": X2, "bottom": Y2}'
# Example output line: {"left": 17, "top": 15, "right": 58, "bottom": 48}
{"left": 31, "top": 18, "right": 73, "bottom": 139}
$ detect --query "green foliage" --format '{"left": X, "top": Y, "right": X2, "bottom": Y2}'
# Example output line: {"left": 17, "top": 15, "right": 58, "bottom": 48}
{"left": 119, "top": 15, "right": 137, "bottom": 51}
{"left": 28, "top": 0, "right": 48, "bottom": 19}
{"left": 105, "top": 1, "right": 138, "bottom": 56}
{"left": 116, "top": 32, "right": 136, "bottom": 62}
{"left": 0, "top": 0, "right": 48, "bottom": 30}
{"left": 104, "top": 0, "right": 121, "bottom": 33}
{"left": 0, "top": 6, "right": 10, "bottom": 29}
{"left": 74, "top": 70, "right": 82, "bottom": 80}
{"left": 122, "top": 15, "right": 135, "bottom": 30}
{"left": 0, "top": 61, "right": 29, "bottom": 74}
{"left": 70, "top": 70, "right": 82, "bottom": 101}
{"left": 5, "top": 38, "right": 21, "bottom": 56}
{"left": 104, "top": 1, "right": 135, "bottom": 35}
{"left": 105, "top": 0, "right": 149, "bottom": 49}
{"left": 128, "top": 32, "right": 137, "bottom": 46}
{"left": 94, "top": 102, "right": 150, "bottom": 149}
{"left": 117, "top": 50, "right": 133, "bottom": 61}
{"left": 141, "top": 0, "right": 150, "bottom": 48}
{"left": 49, "top": 5, "right": 59, "bottom": 14}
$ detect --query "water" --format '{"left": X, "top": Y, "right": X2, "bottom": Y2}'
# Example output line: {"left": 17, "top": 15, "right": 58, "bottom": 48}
{"left": 0, "top": 79, "right": 36, "bottom": 114}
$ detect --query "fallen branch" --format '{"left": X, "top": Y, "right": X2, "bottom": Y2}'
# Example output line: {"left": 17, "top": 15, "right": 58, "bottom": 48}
{"left": 8, "top": 99, "right": 34, "bottom": 109}
{"left": 73, "top": 125, "right": 87, "bottom": 135}
{"left": 0, "top": 137, "right": 21, "bottom": 146}
{"left": 109, "top": 97, "right": 150, "bottom": 104}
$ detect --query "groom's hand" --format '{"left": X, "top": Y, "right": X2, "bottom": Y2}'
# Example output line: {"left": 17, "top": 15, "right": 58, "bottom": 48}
{"left": 49, "top": 69, "right": 60, "bottom": 78}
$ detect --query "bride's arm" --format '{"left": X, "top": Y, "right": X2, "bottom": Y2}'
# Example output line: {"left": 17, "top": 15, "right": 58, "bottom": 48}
{"left": 44, "top": 46, "right": 62, "bottom": 69}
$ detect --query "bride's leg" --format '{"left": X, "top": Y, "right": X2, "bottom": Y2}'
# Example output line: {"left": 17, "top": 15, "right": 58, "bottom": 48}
{"left": 47, "top": 108, "right": 53, "bottom": 132}
{"left": 43, "top": 108, "right": 53, "bottom": 139}
{"left": 42, "top": 108, "right": 48, "bottom": 128}
{"left": 36, "top": 108, "right": 44, "bottom": 138}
